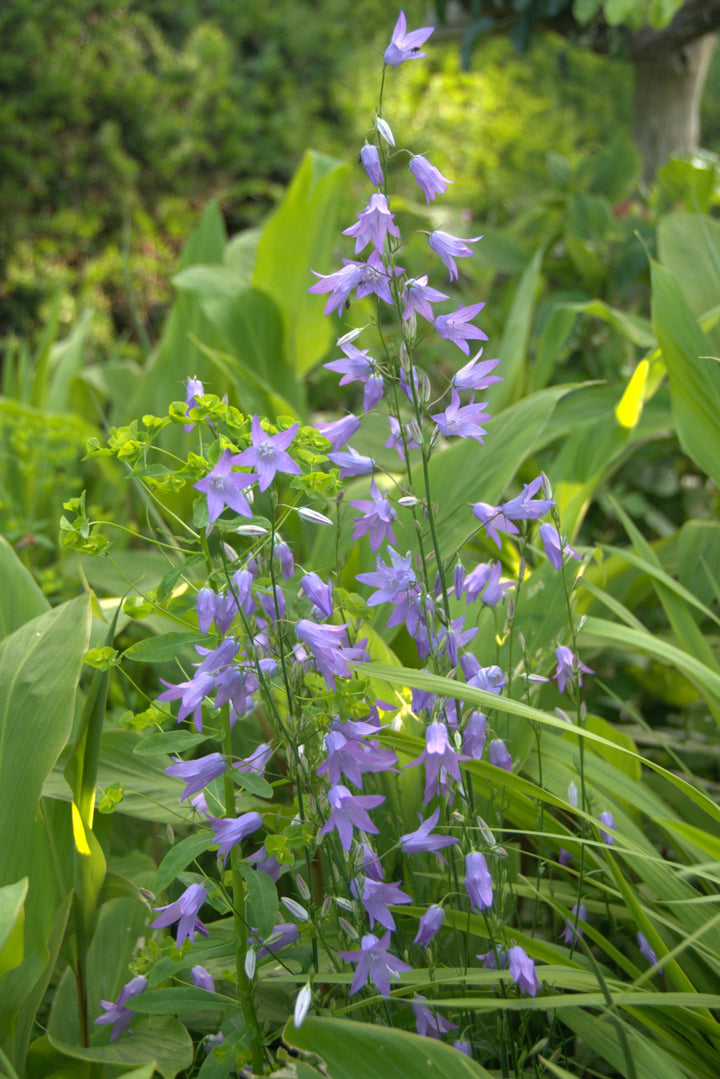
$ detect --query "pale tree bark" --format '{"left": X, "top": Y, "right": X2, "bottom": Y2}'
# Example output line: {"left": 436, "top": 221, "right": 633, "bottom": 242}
{"left": 632, "top": 33, "right": 717, "bottom": 183}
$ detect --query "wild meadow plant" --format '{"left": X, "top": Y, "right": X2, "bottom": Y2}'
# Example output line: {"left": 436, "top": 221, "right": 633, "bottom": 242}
{"left": 57, "top": 11, "right": 720, "bottom": 1079}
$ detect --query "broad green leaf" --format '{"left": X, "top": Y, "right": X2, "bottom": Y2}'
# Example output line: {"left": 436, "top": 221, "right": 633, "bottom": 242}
{"left": 254, "top": 150, "right": 349, "bottom": 378}
{"left": 130, "top": 987, "right": 236, "bottom": 1014}
{"left": 658, "top": 212, "right": 720, "bottom": 321}
{"left": 0, "top": 535, "right": 49, "bottom": 640}
{"left": 0, "top": 879, "right": 27, "bottom": 982}
{"left": 44, "top": 728, "right": 197, "bottom": 824}
{"left": 284, "top": 1016, "right": 494, "bottom": 1079}
{"left": 0, "top": 594, "right": 90, "bottom": 1039}
{"left": 560, "top": 1006, "right": 691, "bottom": 1079}
{"left": 651, "top": 259, "right": 720, "bottom": 488}
{"left": 46, "top": 307, "right": 94, "bottom": 413}
{"left": 124, "top": 631, "right": 208, "bottom": 664}
{"left": 154, "top": 832, "right": 212, "bottom": 895}
{"left": 488, "top": 244, "right": 544, "bottom": 411}
{"left": 237, "top": 860, "right": 278, "bottom": 941}
{"left": 172, "top": 268, "right": 299, "bottom": 415}
{"left": 49, "top": 1015, "right": 193, "bottom": 1079}
{"left": 134, "top": 730, "right": 209, "bottom": 756}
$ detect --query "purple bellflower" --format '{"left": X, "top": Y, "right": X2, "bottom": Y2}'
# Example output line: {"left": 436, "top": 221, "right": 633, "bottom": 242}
{"left": 428, "top": 230, "right": 482, "bottom": 281}
{"left": 295, "top": 619, "right": 368, "bottom": 689}
{"left": 384, "top": 11, "right": 434, "bottom": 66}
{"left": 434, "top": 303, "right": 488, "bottom": 355}
{"left": 300, "top": 572, "right": 334, "bottom": 618}
{"left": 184, "top": 375, "right": 204, "bottom": 432}
{"left": 360, "top": 143, "right": 383, "bottom": 186}
{"left": 409, "top": 155, "right": 453, "bottom": 203}
{"left": 363, "top": 372, "right": 384, "bottom": 412}
{"left": 560, "top": 903, "right": 587, "bottom": 946}
{"left": 539, "top": 523, "right": 581, "bottom": 570}
{"left": 501, "top": 476, "right": 554, "bottom": 521}
{"left": 471, "top": 502, "right": 520, "bottom": 549}
{"left": 342, "top": 193, "right": 401, "bottom": 254}
{"left": 410, "top": 721, "right": 465, "bottom": 804}
{"left": 339, "top": 931, "right": 412, "bottom": 996}
{"left": 309, "top": 261, "right": 364, "bottom": 315}
{"left": 554, "top": 645, "right": 594, "bottom": 694}
{"left": 232, "top": 415, "right": 301, "bottom": 492}
{"left": 355, "top": 250, "right": 404, "bottom": 305}
{"left": 402, "top": 275, "right": 449, "bottom": 321}
{"left": 452, "top": 351, "right": 502, "bottom": 392}
{"left": 637, "top": 931, "right": 663, "bottom": 972}
{"left": 95, "top": 975, "right": 148, "bottom": 1041}
{"left": 350, "top": 479, "right": 397, "bottom": 551}
{"left": 400, "top": 806, "right": 458, "bottom": 858}
{"left": 194, "top": 449, "right": 256, "bottom": 523}
{"left": 165, "top": 752, "right": 226, "bottom": 802}
{"left": 316, "top": 413, "right": 361, "bottom": 450}
{"left": 508, "top": 945, "right": 541, "bottom": 997}
{"left": 462, "top": 712, "right": 487, "bottom": 759}
{"left": 324, "top": 341, "right": 373, "bottom": 386}
{"left": 233, "top": 743, "right": 273, "bottom": 777}
{"left": 327, "top": 446, "right": 375, "bottom": 478}
{"left": 412, "top": 996, "right": 458, "bottom": 1039}
{"left": 210, "top": 811, "right": 263, "bottom": 863}
{"left": 192, "top": 965, "right": 215, "bottom": 992}
{"left": 353, "top": 876, "right": 412, "bottom": 931}
{"left": 157, "top": 670, "right": 215, "bottom": 733}
{"left": 318, "top": 729, "right": 398, "bottom": 788}
{"left": 598, "top": 811, "right": 616, "bottom": 846}
{"left": 414, "top": 904, "right": 445, "bottom": 946}
{"left": 431, "top": 389, "right": 490, "bottom": 442}
{"left": 465, "top": 851, "right": 493, "bottom": 911}
{"left": 151, "top": 883, "right": 209, "bottom": 947}
{"left": 318, "top": 784, "right": 385, "bottom": 851}
{"left": 488, "top": 738, "right": 512, "bottom": 773}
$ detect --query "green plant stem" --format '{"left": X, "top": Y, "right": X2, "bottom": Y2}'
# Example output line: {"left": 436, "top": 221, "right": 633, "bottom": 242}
{"left": 221, "top": 708, "right": 264, "bottom": 1073}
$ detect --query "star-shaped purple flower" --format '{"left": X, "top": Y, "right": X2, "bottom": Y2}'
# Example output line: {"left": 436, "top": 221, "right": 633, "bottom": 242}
{"left": 410, "top": 721, "right": 465, "bottom": 804}
{"left": 151, "top": 883, "right": 209, "bottom": 947}
{"left": 434, "top": 303, "right": 488, "bottom": 355}
{"left": 94, "top": 975, "right": 148, "bottom": 1042}
{"left": 339, "top": 931, "right": 412, "bottom": 996}
{"left": 194, "top": 449, "right": 257, "bottom": 523}
{"left": 409, "top": 155, "right": 452, "bottom": 204}
{"left": 318, "top": 784, "right": 385, "bottom": 851}
{"left": 342, "top": 193, "right": 401, "bottom": 254}
{"left": 431, "top": 389, "right": 490, "bottom": 443}
{"left": 350, "top": 479, "right": 397, "bottom": 551}
{"left": 400, "top": 806, "right": 458, "bottom": 858}
{"left": 232, "top": 415, "right": 301, "bottom": 492}
{"left": 428, "top": 230, "right": 482, "bottom": 281}
{"left": 384, "top": 11, "right": 434, "bottom": 66}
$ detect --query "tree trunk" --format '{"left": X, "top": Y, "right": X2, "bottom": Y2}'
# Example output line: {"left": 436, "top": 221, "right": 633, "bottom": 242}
{"left": 632, "top": 32, "right": 716, "bottom": 184}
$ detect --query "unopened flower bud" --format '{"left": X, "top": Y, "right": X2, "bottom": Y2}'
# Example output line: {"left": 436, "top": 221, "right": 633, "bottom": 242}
{"left": 541, "top": 472, "right": 553, "bottom": 500}
{"left": 320, "top": 895, "right": 333, "bottom": 918}
{"left": 337, "top": 327, "right": 363, "bottom": 346}
{"left": 476, "top": 816, "right": 496, "bottom": 847}
{"left": 281, "top": 897, "right": 309, "bottom": 922}
{"left": 293, "top": 984, "right": 312, "bottom": 1028}
{"left": 296, "top": 875, "right": 311, "bottom": 901}
{"left": 375, "top": 116, "right": 395, "bottom": 147}
{"left": 567, "top": 782, "right": 578, "bottom": 808}
{"left": 244, "top": 948, "right": 256, "bottom": 980}
{"left": 398, "top": 495, "right": 419, "bottom": 507}
{"left": 335, "top": 896, "right": 354, "bottom": 912}
{"left": 338, "top": 916, "right": 358, "bottom": 939}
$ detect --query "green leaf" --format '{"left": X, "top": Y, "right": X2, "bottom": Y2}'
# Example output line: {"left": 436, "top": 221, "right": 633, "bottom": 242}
{"left": 0, "top": 879, "right": 27, "bottom": 982}
{"left": 124, "top": 632, "right": 208, "bottom": 663}
{"left": 232, "top": 770, "right": 273, "bottom": 799}
{"left": 134, "top": 731, "right": 210, "bottom": 756}
{"left": 49, "top": 1016, "right": 193, "bottom": 1079}
{"left": 487, "top": 244, "right": 544, "bottom": 411}
{"left": 154, "top": 832, "right": 212, "bottom": 895}
{"left": 0, "top": 594, "right": 90, "bottom": 1039}
{"left": 130, "top": 987, "right": 237, "bottom": 1014}
{"left": 237, "top": 861, "right": 278, "bottom": 941}
{"left": 651, "top": 259, "right": 720, "bottom": 488}
{"left": 284, "top": 1016, "right": 494, "bottom": 1079}
{"left": 253, "top": 150, "right": 349, "bottom": 379}
{"left": 0, "top": 535, "right": 49, "bottom": 641}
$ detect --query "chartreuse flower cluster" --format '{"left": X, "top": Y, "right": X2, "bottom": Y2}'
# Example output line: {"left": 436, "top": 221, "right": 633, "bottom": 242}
{"left": 87, "top": 11, "right": 648, "bottom": 1072}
